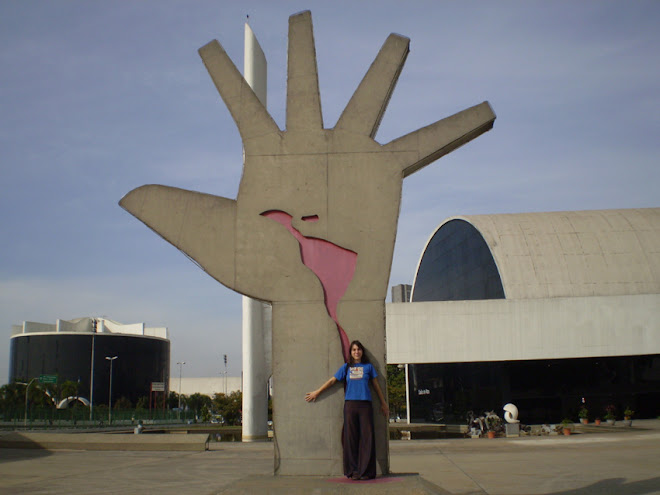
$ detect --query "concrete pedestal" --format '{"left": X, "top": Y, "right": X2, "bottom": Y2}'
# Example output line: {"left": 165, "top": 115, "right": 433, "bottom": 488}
{"left": 505, "top": 423, "right": 520, "bottom": 437}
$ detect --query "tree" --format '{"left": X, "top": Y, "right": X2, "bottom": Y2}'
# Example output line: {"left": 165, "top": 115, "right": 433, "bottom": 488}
{"left": 0, "top": 383, "right": 24, "bottom": 410}
{"left": 166, "top": 391, "right": 180, "bottom": 409}
{"left": 114, "top": 397, "right": 132, "bottom": 410}
{"left": 387, "top": 364, "right": 406, "bottom": 419}
{"left": 39, "top": 380, "right": 82, "bottom": 407}
{"left": 187, "top": 393, "right": 212, "bottom": 419}
{"left": 212, "top": 391, "right": 242, "bottom": 425}
{"left": 152, "top": 393, "right": 167, "bottom": 409}
{"left": 59, "top": 380, "right": 80, "bottom": 400}
{"left": 135, "top": 396, "right": 149, "bottom": 411}
{"left": 94, "top": 404, "right": 108, "bottom": 422}
{"left": 29, "top": 383, "right": 55, "bottom": 408}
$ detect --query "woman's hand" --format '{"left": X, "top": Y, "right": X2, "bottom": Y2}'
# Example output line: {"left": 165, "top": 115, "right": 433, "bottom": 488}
{"left": 305, "top": 390, "right": 319, "bottom": 402}
{"left": 305, "top": 377, "right": 337, "bottom": 402}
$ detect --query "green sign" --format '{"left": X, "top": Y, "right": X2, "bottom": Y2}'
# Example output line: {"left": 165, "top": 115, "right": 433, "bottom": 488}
{"left": 39, "top": 374, "right": 57, "bottom": 384}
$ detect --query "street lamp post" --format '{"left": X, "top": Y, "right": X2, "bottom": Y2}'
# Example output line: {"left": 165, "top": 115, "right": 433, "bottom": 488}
{"left": 177, "top": 361, "right": 185, "bottom": 420}
{"left": 89, "top": 320, "right": 97, "bottom": 421}
{"left": 223, "top": 354, "right": 228, "bottom": 395}
{"left": 17, "top": 378, "right": 37, "bottom": 428}
{"left": 105, "top": 356, "right": 118, "bottom": 424}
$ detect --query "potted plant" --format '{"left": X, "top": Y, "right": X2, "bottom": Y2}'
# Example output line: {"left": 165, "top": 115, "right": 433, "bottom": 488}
{"left": 485, "top": 411, "right": 503, "bottom": 438}
{"left": 560, "top": 419, "right": 573, "bottom": 436}
{"left": 578, "top": 406, "right": 588, "bottom": 424}
{"left": 604, "top": 404, "right": 616, "bottom": 425}
{"left": 622, "top": 407, "right": 634, "bottom": 426}
{"left": 594, "top": 417, "right": 601, "bottom": 426}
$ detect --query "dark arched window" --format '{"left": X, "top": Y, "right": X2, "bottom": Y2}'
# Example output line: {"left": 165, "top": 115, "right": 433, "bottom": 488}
{"left": 412, "top": 219, "right": 504, "bottom": 302}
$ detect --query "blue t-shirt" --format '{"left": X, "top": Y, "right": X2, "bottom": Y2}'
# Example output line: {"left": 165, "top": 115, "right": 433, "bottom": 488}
{"left": 334, "top": 363, "right": 377, "bottom": 401}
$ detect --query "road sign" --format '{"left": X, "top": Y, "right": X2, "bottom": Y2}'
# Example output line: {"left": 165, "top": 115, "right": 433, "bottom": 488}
{"left": 39, "top": 374, "right": 57, "bottom": 384}
{"left": 151, "top": 382, "right": 165, "bottom": 392}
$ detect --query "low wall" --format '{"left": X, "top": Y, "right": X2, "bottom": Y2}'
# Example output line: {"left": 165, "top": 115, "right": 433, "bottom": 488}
{"left": 0, "top": 432, "right": 209, "bottom": 451}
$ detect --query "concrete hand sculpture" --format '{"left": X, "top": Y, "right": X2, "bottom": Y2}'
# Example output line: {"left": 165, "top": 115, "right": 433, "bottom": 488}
{"left": 120, "top": 11, "right": 495, "bottom": 362}
{"left": 120, "top": 10, "right": 495, "bottom": 475}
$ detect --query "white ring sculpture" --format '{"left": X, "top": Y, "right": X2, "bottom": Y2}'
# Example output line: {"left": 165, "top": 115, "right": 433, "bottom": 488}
{"left": 503, "top": 403, "right": 520, "bottom": 424}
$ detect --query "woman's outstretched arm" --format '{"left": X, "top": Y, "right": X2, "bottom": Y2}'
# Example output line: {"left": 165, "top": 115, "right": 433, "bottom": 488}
{"left": 305, "top": 377, "right": 338, "bottom": 402}
{"left": 371, "top": 378, "right": 389, "bottom": 417}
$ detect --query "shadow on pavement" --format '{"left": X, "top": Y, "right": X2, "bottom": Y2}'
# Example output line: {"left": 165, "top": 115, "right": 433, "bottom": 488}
{"left": 546, "top": 477, "right": 660, "bottom": 495}
{"left": 0, "top": 432, "right": 52, "bottom": 464}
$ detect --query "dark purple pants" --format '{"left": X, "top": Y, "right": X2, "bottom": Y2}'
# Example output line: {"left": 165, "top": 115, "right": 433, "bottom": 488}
{"left": 343, "top": 400, "right": 376, "bottom": 479}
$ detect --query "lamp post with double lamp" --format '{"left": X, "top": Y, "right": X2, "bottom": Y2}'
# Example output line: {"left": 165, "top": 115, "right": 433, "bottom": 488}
{"left": 177, "top": 361, "right": 185, "bottom": 420}
{"left": 105, "top": 356, "right": 118, "bottom": 424}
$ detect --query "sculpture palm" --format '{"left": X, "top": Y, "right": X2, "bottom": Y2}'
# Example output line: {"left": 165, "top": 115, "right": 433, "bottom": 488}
{"left": 120, "top": 11, "right": 494, "bottom": 360}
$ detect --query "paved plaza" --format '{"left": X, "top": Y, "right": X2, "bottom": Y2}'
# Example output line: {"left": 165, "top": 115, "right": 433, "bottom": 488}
{"left": 1, "top": 421, "right": 659, "bottom": 494}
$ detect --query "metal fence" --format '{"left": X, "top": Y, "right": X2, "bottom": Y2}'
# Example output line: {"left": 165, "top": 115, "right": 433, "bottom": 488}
{"left": 0, "top": 406, "right": 197, "bottom": 428}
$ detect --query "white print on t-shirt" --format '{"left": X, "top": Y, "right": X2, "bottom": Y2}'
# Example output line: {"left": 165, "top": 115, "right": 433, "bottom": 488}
{"left": 349, "top": 366, "right": 364, "bottom": 380}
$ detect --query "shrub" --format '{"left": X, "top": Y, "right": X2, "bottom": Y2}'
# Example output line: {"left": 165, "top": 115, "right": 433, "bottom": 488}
{"left": 604, "top": 404, "right": 616, "bottom": 420}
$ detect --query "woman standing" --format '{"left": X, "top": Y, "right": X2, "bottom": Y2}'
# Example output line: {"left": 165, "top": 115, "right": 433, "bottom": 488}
{"left": 305, "top": 340, "right": 389, "bottom": 480}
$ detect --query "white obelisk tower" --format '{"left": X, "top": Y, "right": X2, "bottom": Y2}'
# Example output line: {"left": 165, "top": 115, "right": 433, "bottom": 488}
{"left": 241, "top": 20, "right": 272, "bottom": 443}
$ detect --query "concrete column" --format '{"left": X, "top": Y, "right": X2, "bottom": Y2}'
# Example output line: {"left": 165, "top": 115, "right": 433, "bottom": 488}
{"left": 405, "top": 363, "right": 410, "bottom": 424}
{"left": 272, "top": 300, "right": 389, "bottom": 476}
{"left": 242, "top": 297, "right": 270, "bottom": 441}
{"left": 243, "top": 22, "right": 267, "bottom": 108}
{"left": 241, "top": 21, "right": 270, "bottom": 443}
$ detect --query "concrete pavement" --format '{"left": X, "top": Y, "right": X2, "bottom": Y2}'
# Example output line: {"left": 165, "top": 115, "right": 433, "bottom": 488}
{"left": 0, "top": 421, "right": 659, "bottom": 494}
{"left": 390, "top": 423, "right": 660, "bottom": 494}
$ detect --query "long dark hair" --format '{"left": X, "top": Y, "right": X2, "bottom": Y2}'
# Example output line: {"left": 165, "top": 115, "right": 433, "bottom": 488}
{"left": 348, "top": 340, "right": 370, "bottom": 365}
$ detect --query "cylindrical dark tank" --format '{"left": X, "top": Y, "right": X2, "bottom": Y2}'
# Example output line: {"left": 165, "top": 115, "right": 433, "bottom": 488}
{"left": 9, "top": 331, "right": 169, "bottom": 406}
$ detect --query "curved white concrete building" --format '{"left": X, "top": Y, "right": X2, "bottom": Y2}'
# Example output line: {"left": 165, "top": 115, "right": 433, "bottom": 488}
{"left": 387, "top": 208, "right": 660, "bottom": 423}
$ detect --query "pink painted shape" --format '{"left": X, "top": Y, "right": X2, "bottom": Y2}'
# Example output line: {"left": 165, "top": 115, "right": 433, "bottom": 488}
{"left": 262, "top": 210, "right": 356, "bottom": 362}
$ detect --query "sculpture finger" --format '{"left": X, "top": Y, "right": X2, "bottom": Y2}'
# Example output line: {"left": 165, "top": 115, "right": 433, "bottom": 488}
{"left": 286, "top": 11, "right": 323, "bottom": 131}
{"left": 335, "top": 33, "right": 410, "bottom": 138}
{"left": 119, "top": 185, "right": 237, "bottom": 290}
{"left": 199, "top": 40, "right": 279, "bottom": 141}
{"left": 384, "top": 101, "right": 496, "bottom": 177}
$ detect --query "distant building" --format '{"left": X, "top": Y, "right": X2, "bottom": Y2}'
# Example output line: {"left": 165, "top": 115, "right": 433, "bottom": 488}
{"left": 387, "top": 208, "right": 660, "bottom": 423}
{"left": 391, "top": 284, "right": 412, "bottom": 303}
{"left": 170, "top": 376, "right": 242, "bottom": 397}
{"left": 9, "top": 317, "right": 170, "bottom": 406}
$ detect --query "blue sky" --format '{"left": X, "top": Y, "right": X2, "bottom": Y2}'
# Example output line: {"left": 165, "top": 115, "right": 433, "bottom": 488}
{"left": 1, "top": 1, "right": 658, "bottom": 384}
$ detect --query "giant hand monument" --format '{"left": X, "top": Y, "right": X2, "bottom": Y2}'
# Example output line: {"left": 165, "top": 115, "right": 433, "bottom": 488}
{"left": 120, "top": 11, "right": 494, "bottom": 475}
